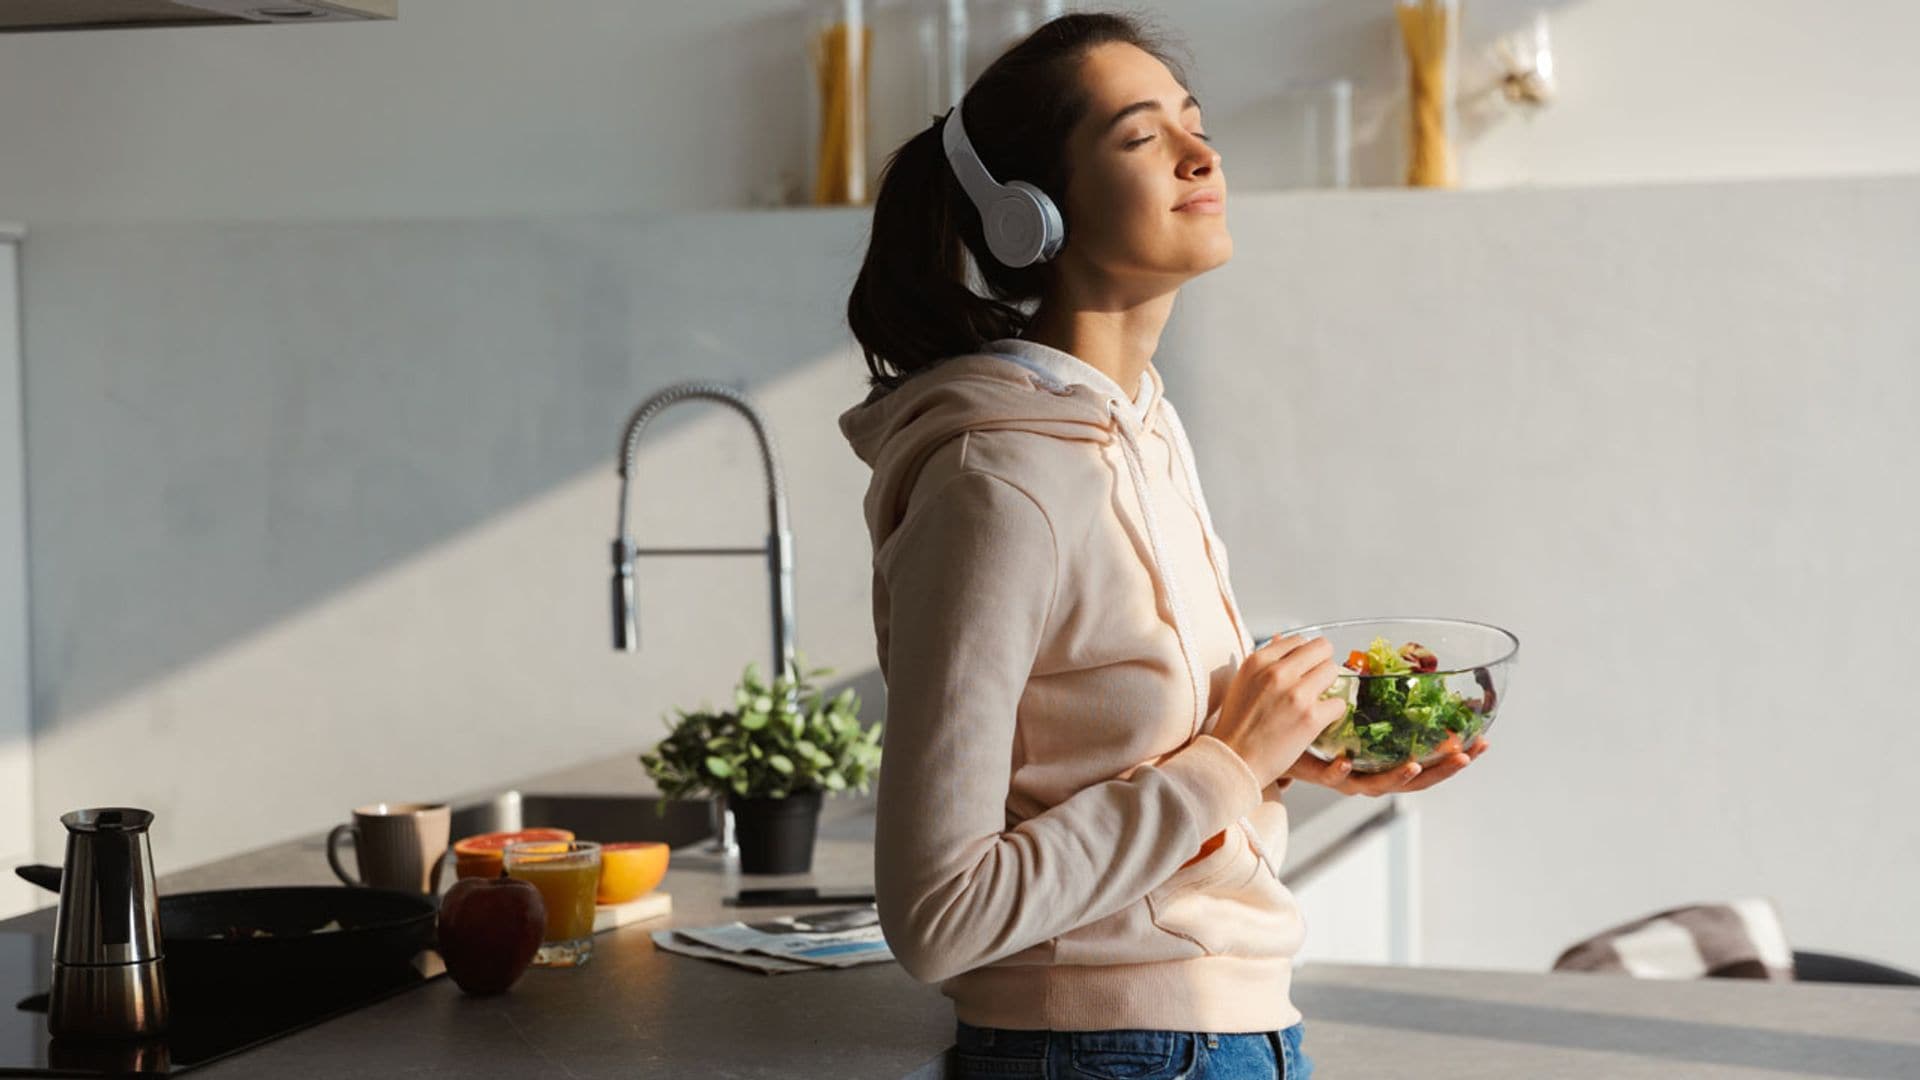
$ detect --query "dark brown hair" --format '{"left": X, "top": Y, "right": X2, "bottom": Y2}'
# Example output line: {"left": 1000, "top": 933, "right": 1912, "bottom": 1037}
{"left": 845, "top": 10, "right": 1190, "bottom": 395}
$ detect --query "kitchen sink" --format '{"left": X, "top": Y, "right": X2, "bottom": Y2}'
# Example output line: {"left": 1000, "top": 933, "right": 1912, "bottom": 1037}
{"left": 448, "top": 791, "right": 715, "bottom": 850}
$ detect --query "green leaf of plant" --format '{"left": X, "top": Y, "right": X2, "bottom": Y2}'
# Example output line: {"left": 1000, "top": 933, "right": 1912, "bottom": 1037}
{"left": 768, "top": 753, "right": 794, "bottom": 775}
{"left": 705, "top": 756, "right": 733, "bottom": 778}
{"left": 740, "top": 710, "right": 768, "bottom": 730}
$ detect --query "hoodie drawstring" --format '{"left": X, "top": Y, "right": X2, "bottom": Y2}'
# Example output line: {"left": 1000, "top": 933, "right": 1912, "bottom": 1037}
{"left": 1105, "top": 402, "right": 1210, "bottom": 745}
{"left": 1157, "top": 402, "right": 1285, "bottom": 882}
{"left": 1106, "top": 401, "right": 1282, "bottom": 884}
{"left": 1158, "top": 402, "right": 1255, "bottom": 656}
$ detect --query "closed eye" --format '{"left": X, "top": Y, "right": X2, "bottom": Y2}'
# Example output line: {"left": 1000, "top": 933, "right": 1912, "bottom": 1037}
{"left": 1124, "top": 132, "right": 1212, "bottom": 150}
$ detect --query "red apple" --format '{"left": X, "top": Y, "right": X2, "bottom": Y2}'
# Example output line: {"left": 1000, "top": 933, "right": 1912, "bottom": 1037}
{"left": 437, "top": 871, "right": 546, "bottom": 995}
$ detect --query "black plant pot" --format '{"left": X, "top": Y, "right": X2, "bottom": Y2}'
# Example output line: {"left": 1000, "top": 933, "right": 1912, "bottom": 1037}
{"left": 727, "top": 789, "right": 822, "bottom": 875}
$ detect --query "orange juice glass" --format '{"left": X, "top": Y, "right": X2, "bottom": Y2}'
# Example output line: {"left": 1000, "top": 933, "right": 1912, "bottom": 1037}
{"left": 503, "top": 840, "right": 602, "bottom": 967}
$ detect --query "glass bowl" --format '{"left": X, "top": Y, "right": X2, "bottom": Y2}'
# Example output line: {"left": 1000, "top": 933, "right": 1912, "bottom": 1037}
{"left": 1270, "top": 617, "right": 1518, "bottom": 775}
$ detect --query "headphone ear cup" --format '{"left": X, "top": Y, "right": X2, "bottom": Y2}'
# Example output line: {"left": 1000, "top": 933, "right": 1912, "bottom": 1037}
{"left": 983, "top": 191, "right": 1044, "bottom": 268}
{"left": 1009, "top": 181, "right": 1065, "bottom": 263}
{"left": 986, "top": 182, "right": 1066, "bottom": 268}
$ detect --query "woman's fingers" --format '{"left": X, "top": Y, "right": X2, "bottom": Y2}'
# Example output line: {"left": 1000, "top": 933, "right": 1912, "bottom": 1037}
{"left": 1398, "top": 740, "right": 1490, "bottom": 792}
{"left": 1401, "top": 753, "right": 1470, "bottom": 792}
{"left": 1285, "top": 752, "right": 1413, "bottom": 795}
{"left": 1259, "top": 631, "right": 1326, "bottom": 654}
{"left": 1311, "top": 694, "right": 1350, "bottom": 730}
{"left": 1305, "top": 656, "right": 1341, "bottom": 696}
{"left": 1253, "top": 633, "right": 1332, "bottom": 673}
{"left": 1287, "top": 752, "right": 1351, "bottom": 785}
{"left": 1268, "top": 639, "right": 1334, "bottom": 692}
{"left": 1337, "top": 760, "right": 1422, "bottom": 796}
{"left": 1252, "top": 632, "right": 1321, "bottom": 663}
{"left": 1286, "top": 738, "right": 1491, "bottom": 794}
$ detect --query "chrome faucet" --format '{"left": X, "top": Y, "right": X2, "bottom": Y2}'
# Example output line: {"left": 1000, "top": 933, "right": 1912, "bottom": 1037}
{"left": 612, "top": 381, "right": 797, "bottom": 856}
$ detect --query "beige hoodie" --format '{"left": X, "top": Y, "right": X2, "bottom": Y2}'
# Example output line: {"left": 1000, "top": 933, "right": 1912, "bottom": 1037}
{"left": 838, "top": 338, "right": 1306, "bottom": 1034}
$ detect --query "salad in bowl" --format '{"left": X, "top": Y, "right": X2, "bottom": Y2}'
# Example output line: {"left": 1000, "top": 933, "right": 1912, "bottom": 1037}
{"left": 1272, "top": 617, "right": 1518, "bottom": 775}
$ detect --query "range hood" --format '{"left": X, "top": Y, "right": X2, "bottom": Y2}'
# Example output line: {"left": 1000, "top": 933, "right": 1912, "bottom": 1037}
{"left": 0, "top": 0, "right": 395, "bottom": 33}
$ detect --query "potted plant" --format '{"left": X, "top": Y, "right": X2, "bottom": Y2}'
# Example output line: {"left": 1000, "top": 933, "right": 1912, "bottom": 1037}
{"left": 639, "top": 656, "right": 881, "bottom": 874}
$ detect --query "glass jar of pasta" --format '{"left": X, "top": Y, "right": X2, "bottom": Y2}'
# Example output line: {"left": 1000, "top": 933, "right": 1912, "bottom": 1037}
{"left": 1397, "top": 0, "right": 1460, "bottom": 188}
{"left": 807, "top": 0, "right": 874, "bottom": 205}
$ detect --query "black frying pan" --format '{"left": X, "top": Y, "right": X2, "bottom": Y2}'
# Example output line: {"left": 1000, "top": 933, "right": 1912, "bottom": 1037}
{"left": 15, "top": 865, "right": 435, "bottom": 990}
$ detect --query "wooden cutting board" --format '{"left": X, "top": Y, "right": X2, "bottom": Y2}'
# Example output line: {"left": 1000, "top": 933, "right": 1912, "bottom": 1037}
{"left": 593, "top": 890, "right": 671, "bottom": 934}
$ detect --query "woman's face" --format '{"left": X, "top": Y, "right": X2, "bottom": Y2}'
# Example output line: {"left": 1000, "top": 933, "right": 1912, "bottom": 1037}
{"left": 1055, "top": 43, "right": 1230, "bottom": 292}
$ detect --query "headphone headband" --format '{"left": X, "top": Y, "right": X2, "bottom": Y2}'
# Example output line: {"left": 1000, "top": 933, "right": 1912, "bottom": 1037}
{"left": 941, "top": 105, "right": 1003, "bottom": 211}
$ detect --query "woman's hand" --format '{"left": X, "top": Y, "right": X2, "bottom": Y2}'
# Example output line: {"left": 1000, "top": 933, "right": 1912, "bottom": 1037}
{"left": 1210, "top": 634, "right": 1352, "bottom": 788}
{"left": 1283, "top": 735, "right": 1491, "bottom": 796}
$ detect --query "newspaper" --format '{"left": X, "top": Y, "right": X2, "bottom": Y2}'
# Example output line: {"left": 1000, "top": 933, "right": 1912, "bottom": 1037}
{"left": 650, "top": 904, "right": 895, "bottom": 975}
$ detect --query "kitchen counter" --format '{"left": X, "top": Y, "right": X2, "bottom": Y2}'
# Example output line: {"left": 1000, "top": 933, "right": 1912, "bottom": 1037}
{"left": 7, "top": 756, "right": 1917, "bottom": 1078}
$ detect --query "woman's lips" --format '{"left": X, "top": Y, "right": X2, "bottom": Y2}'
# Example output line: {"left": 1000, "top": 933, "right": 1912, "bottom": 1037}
{"left": 1173, "top": 192, "right": 1225, "bottom": 214}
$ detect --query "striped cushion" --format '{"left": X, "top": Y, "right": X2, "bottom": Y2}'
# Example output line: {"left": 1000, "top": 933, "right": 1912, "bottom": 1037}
{"left": 1552, "top": 898, "right": 1794, "bottom": 981}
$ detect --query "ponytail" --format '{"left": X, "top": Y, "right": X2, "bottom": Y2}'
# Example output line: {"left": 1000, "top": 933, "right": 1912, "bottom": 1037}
{"left": 845, "top": 11, "right": 1188, "bottom": 396}
{"left": 846, "top": 116, "right": 1030, "bottom": 396}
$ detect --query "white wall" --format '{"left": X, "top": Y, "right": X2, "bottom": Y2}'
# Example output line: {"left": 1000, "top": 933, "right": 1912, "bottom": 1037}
{"left": 1166, "top": 176, "right": 1920, "bottom": 976}
{"left": 1465, "top": 0, "right": 1920, "bottom": 188}
{"left": 15, "top": 176, "right": 1920, "bottom": 975}
{"left": 15, "top": 213, "right": 885, "bottom": 881}
{"left": 3, "top": 0, "right": 1920, "bottom": 225}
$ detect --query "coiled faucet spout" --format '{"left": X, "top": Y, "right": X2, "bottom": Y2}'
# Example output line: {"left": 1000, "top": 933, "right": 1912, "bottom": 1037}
{"left": 611, "top": 382, "right": 796, "bottom": 678}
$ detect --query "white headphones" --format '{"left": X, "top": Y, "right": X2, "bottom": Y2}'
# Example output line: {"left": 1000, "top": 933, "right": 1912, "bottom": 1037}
{"left": 941, "top": 102, "right": 1065, "bottom": 268}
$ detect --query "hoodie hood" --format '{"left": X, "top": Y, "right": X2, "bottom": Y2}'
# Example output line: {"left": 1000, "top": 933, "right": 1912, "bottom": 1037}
{"left": 838, "top": 345, "right": 1165, "bottom": 545}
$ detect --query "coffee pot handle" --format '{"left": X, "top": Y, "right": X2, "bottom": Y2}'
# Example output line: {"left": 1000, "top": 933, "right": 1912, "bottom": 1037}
{"left": 14, "top": 864, "right": 63, "bottom": 893}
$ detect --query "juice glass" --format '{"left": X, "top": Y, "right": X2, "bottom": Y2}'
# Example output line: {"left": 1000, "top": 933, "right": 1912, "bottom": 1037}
{"left": 503, "top": 840, "right": 602, "bottom": 967}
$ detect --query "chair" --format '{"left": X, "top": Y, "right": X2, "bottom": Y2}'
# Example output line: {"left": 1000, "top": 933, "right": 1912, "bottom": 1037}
{"left": 1791, "top": 950, "right": 1920, "bottom": 988}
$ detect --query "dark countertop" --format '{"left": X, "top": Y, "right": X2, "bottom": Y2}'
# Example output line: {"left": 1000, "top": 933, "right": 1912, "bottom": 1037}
{"left": 7, "top": 755, "right": 1917, "bottom": 1078}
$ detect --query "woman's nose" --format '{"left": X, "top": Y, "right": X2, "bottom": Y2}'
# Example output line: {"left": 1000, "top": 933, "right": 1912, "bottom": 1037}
{"left": 1178, "top": 131, "right": 1220, "bottom": 177}
{"left": 1182, "top": 145, "right": 1220, "bottom": 178}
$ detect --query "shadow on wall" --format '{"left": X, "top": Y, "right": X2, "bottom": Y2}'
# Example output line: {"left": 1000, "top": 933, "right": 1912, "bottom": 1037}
{"left": 20, "top": 212, "right": 875, "bottom": 738}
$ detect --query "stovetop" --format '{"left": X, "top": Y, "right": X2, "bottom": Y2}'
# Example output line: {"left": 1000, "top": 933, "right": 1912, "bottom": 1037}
{"left": 0, "top": 932, "right": 438, "bottom": 1077}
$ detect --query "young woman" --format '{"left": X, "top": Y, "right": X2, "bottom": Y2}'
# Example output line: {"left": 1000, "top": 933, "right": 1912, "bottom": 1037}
{"left": 838, "top": 12, "right": 1488, "bottom": 1079}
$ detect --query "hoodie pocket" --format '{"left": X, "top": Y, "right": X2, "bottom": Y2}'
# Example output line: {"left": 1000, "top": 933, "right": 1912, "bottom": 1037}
{"left": 1048, "top": 831, "right": 1241, "bottom": 967}
{"left": 1145, "top": 820, "right": 1303, "bottom": 959}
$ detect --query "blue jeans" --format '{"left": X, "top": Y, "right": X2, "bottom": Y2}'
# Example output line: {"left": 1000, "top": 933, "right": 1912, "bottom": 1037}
{"left": 952, "top": 1019, "right": 1315, "bottom": 1079}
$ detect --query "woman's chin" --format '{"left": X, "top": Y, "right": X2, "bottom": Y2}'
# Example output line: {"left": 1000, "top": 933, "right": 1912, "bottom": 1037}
{"left": 1182, "top": 231, "right": 1233, "bottom": 274}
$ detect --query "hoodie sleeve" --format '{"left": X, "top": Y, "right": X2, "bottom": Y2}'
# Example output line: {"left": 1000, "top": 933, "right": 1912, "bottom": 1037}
{"left": 872, "top": 467, "right": 1266, "bottom": 985}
